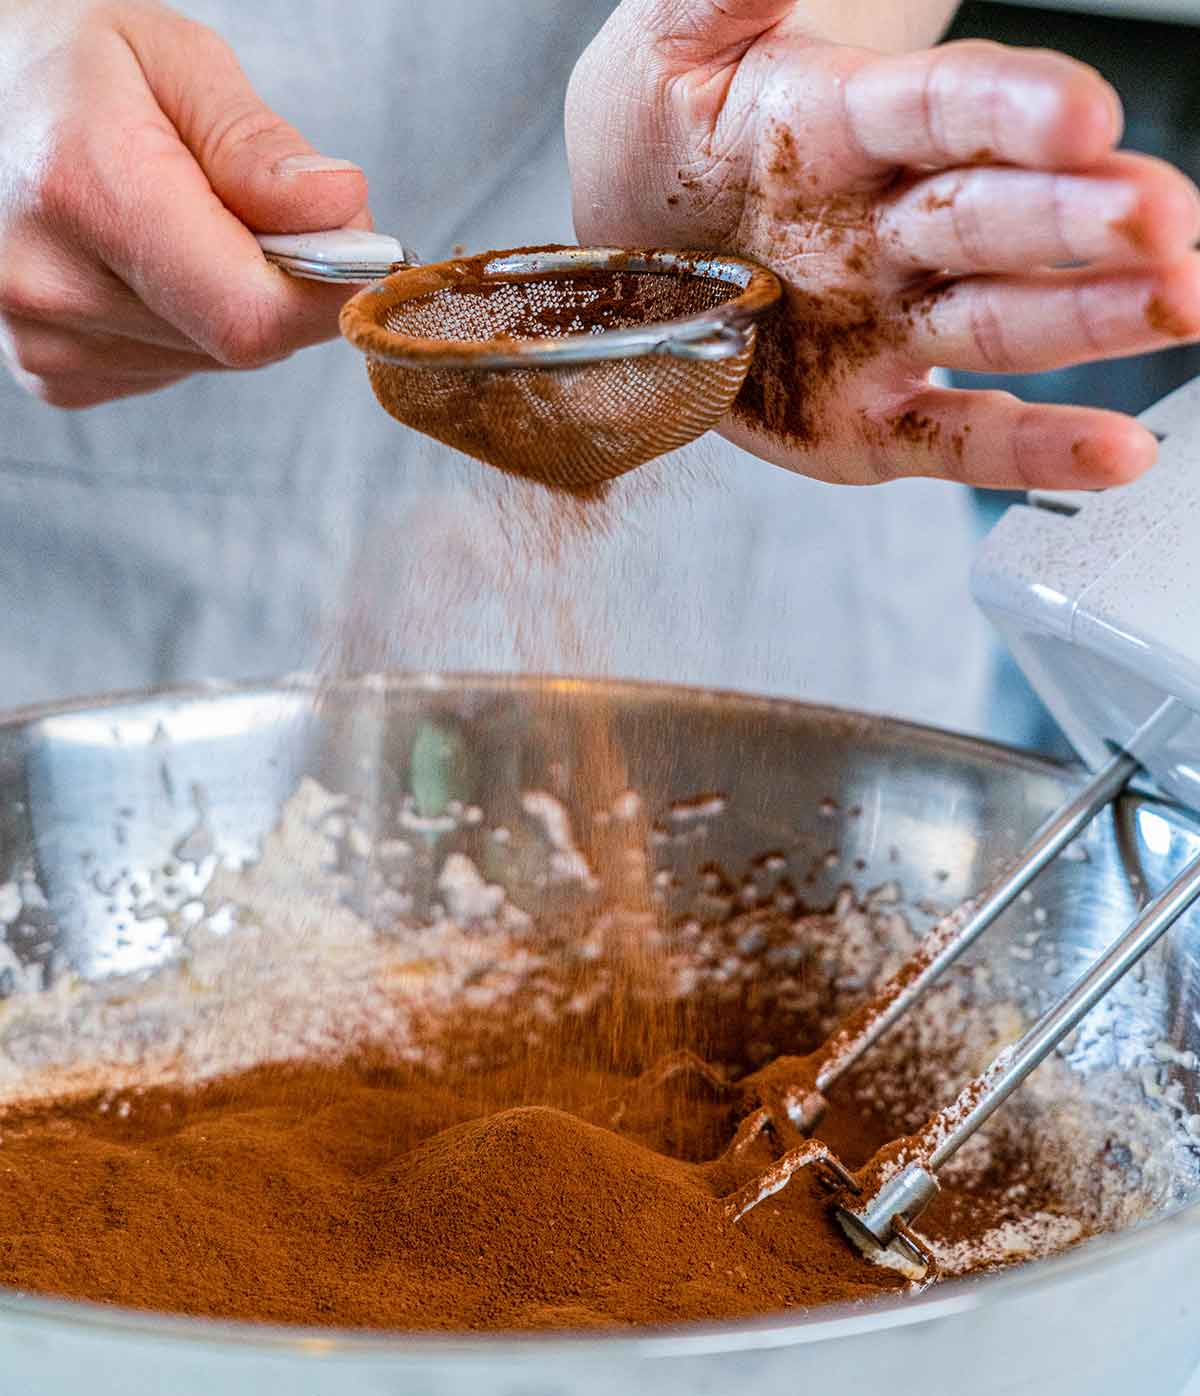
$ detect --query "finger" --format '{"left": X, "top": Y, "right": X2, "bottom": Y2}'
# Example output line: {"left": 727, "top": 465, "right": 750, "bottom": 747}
{"left": 0, "top": 229, "right": 205, "bottom": 352}
{"left": 867, "top": 387, "right": 1157, "bottom": 489}
{"left": 906, "top": 258, "right": 1200, "bottom": 372}
{"left": 53, "top": 19, "right": 364, "bottom": 368}
{"left": 12, "top": 370, "right": 190, "bottom": 410}
{"left": 844, "top": 40, "right": 1122, "bottom": 174}
{"left": 879, "top": 158, "right": 1200, "bottom": 275}
{"left": 122, "top": 10, "right": 368, "bottom": 233}
{"left": 0, "top": 317, "right": 229, "bottom": 380}
{"left": 80, "top": 128, "right": 357, "bottom": 367}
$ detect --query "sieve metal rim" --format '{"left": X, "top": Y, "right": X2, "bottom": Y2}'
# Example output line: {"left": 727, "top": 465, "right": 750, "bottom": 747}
{"left": 338, "top": 246, "right": 782, "bottom": 371}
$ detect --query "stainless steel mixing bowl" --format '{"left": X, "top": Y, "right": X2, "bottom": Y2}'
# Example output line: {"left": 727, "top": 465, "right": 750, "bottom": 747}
{"left": 0, "top": 675, "right": 1197, "bottom": 1396}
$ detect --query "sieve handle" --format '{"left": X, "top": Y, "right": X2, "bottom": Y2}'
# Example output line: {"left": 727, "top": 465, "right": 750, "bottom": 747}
{"left": 662, "top": 320, "right": 753, "bottom": 361}
{"left": 256, "top": 230, "right": 419, "bottom": 283}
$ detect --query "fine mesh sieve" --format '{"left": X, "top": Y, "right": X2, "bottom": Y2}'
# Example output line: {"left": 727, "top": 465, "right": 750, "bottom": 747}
{"left": 258, "top": 234, "right": 780, "bottom": 489}
{"left": 339, "top": 247, "right": 781, "bottom": 488}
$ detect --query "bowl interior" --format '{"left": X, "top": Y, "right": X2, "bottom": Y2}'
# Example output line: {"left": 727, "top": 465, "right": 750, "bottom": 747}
{"left": 0, "top": 674, "right": 1197, "bottom": 1325}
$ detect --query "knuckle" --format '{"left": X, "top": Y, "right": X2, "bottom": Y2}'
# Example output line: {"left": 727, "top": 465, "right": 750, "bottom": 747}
{"left": 1010, "top": 407, "right": 1049, "bottom": 489}
{"left": 35, "top": 147, "right": 127, "bottom": 258}
{"left": 1048, "top": 175, "right": 1073, "bottom": 265}
{"left": 208, "top": 299, "right": 288, "bottom": 370}
{"left": 1070, "top": 283, "right": 1105, "bottom": 355}
{"left": 968, "top": 294, "right": 1010, "bottom": 371}
{"left": 32, "top": 105, "right": 113, "bottom": 224}
{"left": 0, "top": 260, "right": 75, "bottom": 325}
{"left": 35, "top": 159, "right": 76, "bottom": 230}
{"left": 35, "top": 142, "right": 85, "bottom": 228}
{"left": 199, "top": 101, "right": 288, "bottom": 175}
{"left": 944, "top": 175, "right": 983, "bottom": 265}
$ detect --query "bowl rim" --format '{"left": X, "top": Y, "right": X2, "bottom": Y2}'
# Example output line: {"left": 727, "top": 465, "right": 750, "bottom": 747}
{"left": 0, "top": 670, "right": 1195, "bottom": 1361}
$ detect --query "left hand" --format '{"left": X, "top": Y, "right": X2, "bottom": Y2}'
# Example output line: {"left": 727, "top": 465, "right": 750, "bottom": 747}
{"left": 567, "top": 1, "right": 1200, "bottom": 488}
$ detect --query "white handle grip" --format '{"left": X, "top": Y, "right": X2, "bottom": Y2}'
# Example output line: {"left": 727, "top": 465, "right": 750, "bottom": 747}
{"left": 256, "top": 230, "right": 417, "bottom": 283}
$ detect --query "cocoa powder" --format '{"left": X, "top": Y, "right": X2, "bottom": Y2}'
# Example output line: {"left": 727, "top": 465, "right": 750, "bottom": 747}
{"left": 732, "top": 287, "right": 898, "bottom": 449}
{"left": 439, "top": 251, "right": 734, "bottom": 342}
{"left": 711, "top": 120, "right": 930, "bottom": 462}
{"left": 1146, "top": 293, "right": 1192, "bottom": 338}
{"left": 0, "top": 1014, "right": 1084, "bottom": 1329}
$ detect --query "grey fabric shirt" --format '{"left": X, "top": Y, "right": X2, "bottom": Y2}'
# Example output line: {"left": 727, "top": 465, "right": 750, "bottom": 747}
{"left": 0, "top": 1, "right": 996, "bottom": 736}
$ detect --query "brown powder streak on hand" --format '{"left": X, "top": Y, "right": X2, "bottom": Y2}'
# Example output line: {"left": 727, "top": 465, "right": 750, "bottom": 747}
{"left": 1110, "top": 210, "right": 1150, "bottom": 255}
{"left": 890, "top": 410, "right": 941, "bottom": 453}
{"left": 731, "top": 289, "right": 899, "bottom": 449}
{"left": 1146, "top": 293, "right": 1193, "bottom": 338}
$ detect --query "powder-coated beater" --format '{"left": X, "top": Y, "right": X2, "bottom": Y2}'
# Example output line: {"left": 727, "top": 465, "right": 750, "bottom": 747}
{"left": 690, "top": 376, "right": 1200, "bottom": 1271}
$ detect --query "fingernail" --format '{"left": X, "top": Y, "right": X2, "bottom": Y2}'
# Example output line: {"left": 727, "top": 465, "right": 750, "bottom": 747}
{"left": 274, "top": 154, "right": 362, "bottom": 177}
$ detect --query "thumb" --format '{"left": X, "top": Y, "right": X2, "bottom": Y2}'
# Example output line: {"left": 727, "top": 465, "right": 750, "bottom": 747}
{"left": 125, "top": 11, "right": 369, "bottom": 234}
{"left": 620, "top": 0, "right": 796, "bottom": 54}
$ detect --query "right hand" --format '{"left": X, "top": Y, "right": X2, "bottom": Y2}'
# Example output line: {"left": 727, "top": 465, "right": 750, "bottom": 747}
{"left": 0, "top": 0, "right": 370, "bottom": 408}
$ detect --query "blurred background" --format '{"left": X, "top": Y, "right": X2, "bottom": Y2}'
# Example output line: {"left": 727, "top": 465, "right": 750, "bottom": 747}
{"left": 949, "top": 0, "right": 1200, "bottom": 755}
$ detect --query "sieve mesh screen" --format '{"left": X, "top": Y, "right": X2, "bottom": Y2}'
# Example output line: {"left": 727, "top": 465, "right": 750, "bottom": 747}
{"left": 384, "top": 271, "right": 737, "bottom": 343}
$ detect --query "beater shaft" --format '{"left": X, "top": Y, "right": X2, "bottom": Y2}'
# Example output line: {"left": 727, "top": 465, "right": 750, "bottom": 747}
{"left": 753, "top": 700, "right": 1190, "bottom": 1135}
{"left": 929, "top": 848, "right": 1200, "bottom": 1169}
{"left": 837, "top": 847, "right": 1200, "bottom": 1256}
{"left": 814, "top": 746, "right": 1139, "bottom": 1096}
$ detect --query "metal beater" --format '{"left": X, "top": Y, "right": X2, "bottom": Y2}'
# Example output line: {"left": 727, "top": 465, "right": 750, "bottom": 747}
{"left": 720, "top": 370, "right": 1200, "bottom": 1272}
{"left": 711, "top": 705, "right": 1200, "bottom": 1272}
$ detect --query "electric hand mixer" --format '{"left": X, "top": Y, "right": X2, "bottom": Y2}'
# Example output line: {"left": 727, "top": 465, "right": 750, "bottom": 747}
{"left": 684, "top": 378, "right": 1200, "bottom": 1272}
{"left": 596, "top": 379, "right": 1200, "bottom": 1275}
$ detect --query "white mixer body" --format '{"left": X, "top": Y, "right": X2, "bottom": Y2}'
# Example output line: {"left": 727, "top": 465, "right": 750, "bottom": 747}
{"left": 973, "top": 376, "right": 1200, "bottom": 813}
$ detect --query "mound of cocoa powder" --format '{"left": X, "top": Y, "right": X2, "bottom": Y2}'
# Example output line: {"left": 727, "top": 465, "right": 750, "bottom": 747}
{"left": 0, "top": 1037, "right": 1080, "bottom": 1330}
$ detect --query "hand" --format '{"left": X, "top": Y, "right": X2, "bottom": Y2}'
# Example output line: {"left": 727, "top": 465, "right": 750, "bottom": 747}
{"left": 0, "top": 0, "right": 369, "bottom": 408}
{"left": 567, "top": 1, "right": 1200, "bottom": 488}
